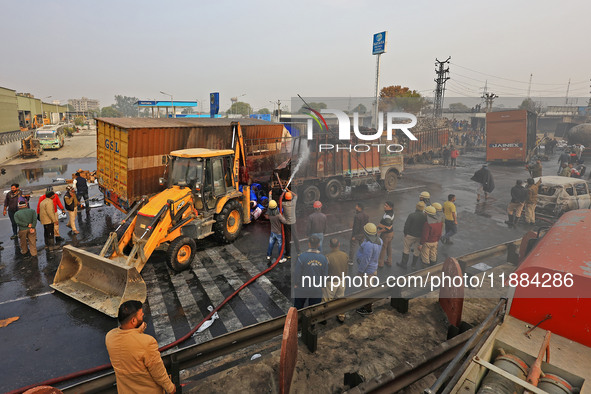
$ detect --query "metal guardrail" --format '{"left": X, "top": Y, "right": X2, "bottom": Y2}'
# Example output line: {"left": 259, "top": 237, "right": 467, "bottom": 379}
{"left": 0, "top": 130, "right": 30, "bottom": 145}
{"left": 59, "top": 239, "right": 521, "bottom": 393}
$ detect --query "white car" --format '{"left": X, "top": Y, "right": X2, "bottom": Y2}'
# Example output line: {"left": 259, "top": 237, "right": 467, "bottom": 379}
{"left": 535, "top": 176, "right": 591, "bottom": 217}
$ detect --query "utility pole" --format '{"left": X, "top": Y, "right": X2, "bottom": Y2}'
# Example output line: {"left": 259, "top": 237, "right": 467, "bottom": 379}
{"left": 565, "top": 78, "right": 571, "bottom": 105}
{"left": 433, "top": 56, "right": 451, "bottom": 118}
{"left": 482, "top": 92, "right": 498, "bottom": 113}
{"left": 527, "top": 74, "right": 533, "bottom": 98}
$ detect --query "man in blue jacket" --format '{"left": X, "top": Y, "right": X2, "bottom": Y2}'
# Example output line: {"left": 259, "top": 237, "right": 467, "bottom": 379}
{"left": 356, "top": 223, "right": 382, "bottom": 315}
{"left": 293, "top": 236, "right": 328, "bottom": 309}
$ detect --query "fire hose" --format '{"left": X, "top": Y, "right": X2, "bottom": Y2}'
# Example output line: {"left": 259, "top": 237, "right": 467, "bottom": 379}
{"left": 8, "top": 193, "right": 288, "bottom": 394}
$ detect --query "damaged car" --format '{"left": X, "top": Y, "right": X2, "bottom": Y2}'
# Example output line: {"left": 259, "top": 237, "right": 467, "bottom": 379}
{"left": 534, "top": 176, "right": 591, "bottom": 217}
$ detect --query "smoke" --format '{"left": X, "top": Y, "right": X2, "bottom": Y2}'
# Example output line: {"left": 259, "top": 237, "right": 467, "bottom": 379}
{"left": 286, "top": 137, "right": 310, "bottom": 189}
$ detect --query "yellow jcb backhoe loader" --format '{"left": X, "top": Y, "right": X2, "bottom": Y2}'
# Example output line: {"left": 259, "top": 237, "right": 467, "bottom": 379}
{"left": 51, "top": 122, "right": 252, "bottom": 317}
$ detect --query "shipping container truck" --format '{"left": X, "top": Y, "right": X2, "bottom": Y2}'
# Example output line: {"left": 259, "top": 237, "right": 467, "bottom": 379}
{"left": 402, "top": 127, "right": 450, "bottom": 163}
{"left": 486, "top": 110, "right": 537, "bottom": 163}
{"left": 273, "top": 129, "right": 404, "bottom": 205}
{"left": 96, "top": 118, "right": 289, "bottom": 212}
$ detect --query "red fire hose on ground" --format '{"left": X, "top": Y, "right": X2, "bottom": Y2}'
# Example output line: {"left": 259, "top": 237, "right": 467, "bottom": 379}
{"left": 9, "top": 194, "right": 288, "bottom": 394}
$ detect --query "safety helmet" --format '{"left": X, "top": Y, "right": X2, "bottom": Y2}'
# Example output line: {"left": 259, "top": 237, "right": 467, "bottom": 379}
{"left": 284, "top": 191, "right": 293, "bottom": 201}
{"left": 432, "top": 202, "right": 442, "bottom": 211}
{"left": 268, "top": 200, "right": 277, "bottom": 209}
{"left": 416, "top": 201, "right": 426, "bottom": 210}
{"left": 419, "top": 191, "right": 430, "bottom": 199}
{"left": 424, "top": 206, "right": 436, "bottom": 215}
{"left": 313, "top": 201, "right": 322, "bottom": 209}
{"left": 363, "top": 223, "right": 377, "bottom": 236}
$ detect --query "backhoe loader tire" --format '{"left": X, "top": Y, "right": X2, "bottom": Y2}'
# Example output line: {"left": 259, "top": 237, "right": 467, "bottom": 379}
{"left": 215, "top": 200, "right": 243, "bottom": 243}
{"left": 167, "top": 237, "right": 196, "bottom": 272}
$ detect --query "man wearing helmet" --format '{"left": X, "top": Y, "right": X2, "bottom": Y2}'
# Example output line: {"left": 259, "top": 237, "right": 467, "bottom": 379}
{"left": 282, "top": 187, "right": 300, "bottom": 260}
{"left": 419, "top": 191, "right": 431, "bottom": 206}
{"left": 355, "top": 223, "right": 383, "bottom": 315}
{"left": 419, "top": 206, "right": 443, "bottom": 266}
{"left": 266, "top": 200, "right": 287, "bottom": 263}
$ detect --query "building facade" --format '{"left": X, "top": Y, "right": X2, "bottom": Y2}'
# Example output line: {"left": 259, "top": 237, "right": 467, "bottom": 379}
{"left": 68, "top": 97, "right": 100, "bottom": 112}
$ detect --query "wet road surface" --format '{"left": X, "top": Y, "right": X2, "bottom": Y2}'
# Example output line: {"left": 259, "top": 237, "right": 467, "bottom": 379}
{"left": 0, "top": 147, "right": 565, "bottom": 391}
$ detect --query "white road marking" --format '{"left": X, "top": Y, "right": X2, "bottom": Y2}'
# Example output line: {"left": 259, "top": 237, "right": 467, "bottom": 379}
{"left": 0, "top": 290, "right": 54, "bottom": 306}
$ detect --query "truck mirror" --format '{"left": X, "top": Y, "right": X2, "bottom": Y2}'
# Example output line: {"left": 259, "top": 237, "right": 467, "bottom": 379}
{"left": 162, "top": 155, "right": 170, "bottom": 165}
{"left": 159, "top": 177, "right": 166, "bottom": 185}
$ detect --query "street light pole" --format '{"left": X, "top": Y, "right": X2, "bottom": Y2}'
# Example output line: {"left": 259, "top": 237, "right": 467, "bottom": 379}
{"left": 160, "top": 91, "right": 175, "bottom": 118}
{"left": 40, "top": 95, "right": 52, "bottom": 126}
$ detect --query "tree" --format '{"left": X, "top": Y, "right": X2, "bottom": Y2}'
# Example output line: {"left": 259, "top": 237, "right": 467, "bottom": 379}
{"left": 352, "top": 104, "right": 367, "bottom": 114}
{"left": 101, "top": 106, "right": 122, "bottom": 117}
{"left": 379, "top": 85, "right": 427, "bottom": 113}
{"left": 181, "top": 107, "right": 194, "bottom": 114}
{"left": 228, "top": 101, "right": 252, "bottom": 116}
{"left": 449, "top": 102, "right": 470, "bottom": 112}
{"left": 297, "top": 102, "right": 327, "bottom": 114}
{"left": 112, "top": 95, "right": 139, "bottom": 117}
{"left": 519, "top": 98, "right": 537, "bottom": 112}
{"left": 257, "top": 108, "right": 271, "bottom": 114}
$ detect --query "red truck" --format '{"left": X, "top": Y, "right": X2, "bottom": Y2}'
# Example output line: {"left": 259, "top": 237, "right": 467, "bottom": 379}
{"left": 486, "top": 110, "right": 537, "bottom": 163}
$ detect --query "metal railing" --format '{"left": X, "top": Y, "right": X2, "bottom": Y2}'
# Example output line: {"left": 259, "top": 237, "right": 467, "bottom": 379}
{"left": 0, "top": 130, "right": 31, "bottom": 145}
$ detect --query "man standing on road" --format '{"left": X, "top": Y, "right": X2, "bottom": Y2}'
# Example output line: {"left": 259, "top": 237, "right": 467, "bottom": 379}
{"left": 450, "top": 146, "right": 459, "bottom": 168}
{"left": 106, "top": 301, "right": 176, "bottom": 394}
{"left": 419, "top": 191, "right": 431, "bottom": 206}
{"left": 377, "top": 201, "right": 394, "bottom": 268}
{"left": 441, "top": 194, "right": 458, "bottom": 244}
{"left": 266, "top": 200, "right": 287, "bottom": 263}
{"left": 397, "top": 201, "right": 426, "bottom": 269}
{"left": 4, "top": 183, "right": 22, "bottom": 240}
{"left": 323, "top": 238, "right": 349, "bottom": 322}
{"left": 524, "top": 178, "right": 542, "bottom": 224}
{"left": 442, "top": 146, "right": 450, "bottom": 167}
{"left": 37, "top": 187, "right": 65, "bottom": 243}
{"left": 506, "top": 180, "right": 527, "bottom": 228}
{"left": 349, "top": 202, "right": 369, "bottom": 266}
{"left": 281, "top": 188, "right": 300, "bottom": 261}
{"left": 558, "top": 151, "right": 570, "bottom": 174}
{"left": 307, "top": 201, "right": 327, "bottom": 252}
{"left": 471, "top": 164, "right": 495, "bottom": 201}
{"left": 64, "top": 187, "right": 79, "bottom": 234}
{"left": 356, "top": 223, "right": 382, "bottom": 315}
{"left": 14, "top": 198, "right": 37, "bottom": 258}
{"left": 74, "top": 171, "right": 90, "bottom": 210}
{"left": 39, "top": 191, "right": 59, "bottom": 251}
{"left": 293, "top": 236, "right": 328, "bottom": 309}
{"left": 419, "top": 206, "right": 443, "bottom": 266}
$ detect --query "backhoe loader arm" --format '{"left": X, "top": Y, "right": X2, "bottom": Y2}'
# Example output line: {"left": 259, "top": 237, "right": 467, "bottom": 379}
{"left": 231, "top": 122, "right": 247, "bottom": 188}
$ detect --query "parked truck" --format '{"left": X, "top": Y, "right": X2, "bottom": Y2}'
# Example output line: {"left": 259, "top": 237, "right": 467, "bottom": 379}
{"left": 96, "top": 117, "right": 289, "bottom": 213}
{"left": 273, "top": 127, "right": 404, "bottom": 205}
{"left": 402, "top": 127, "right": 450, "bottom": 163}
{"left": 486, "top": 110, "right": 537, "bottom": 163}
{"left": 52, "top": 122, "right": 259, "bottom": 317}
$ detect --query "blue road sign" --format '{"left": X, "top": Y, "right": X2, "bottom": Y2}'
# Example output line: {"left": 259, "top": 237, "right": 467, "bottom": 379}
{"left": 372, "top": 31, "right": 387, "bottom": 55}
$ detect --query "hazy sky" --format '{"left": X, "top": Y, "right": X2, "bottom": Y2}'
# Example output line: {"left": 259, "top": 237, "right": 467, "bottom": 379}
{"left": 1, "top": 0, "right": 590, "bottom": 111}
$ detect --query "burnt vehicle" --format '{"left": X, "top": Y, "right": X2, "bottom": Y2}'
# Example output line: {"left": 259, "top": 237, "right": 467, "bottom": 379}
{"left": 534, "top": 176, "right": 591, "bottom": 217}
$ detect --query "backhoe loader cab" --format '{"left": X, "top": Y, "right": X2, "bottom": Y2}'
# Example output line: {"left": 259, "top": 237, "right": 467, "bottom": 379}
{"left": 52, "top": 123, "right": 252, "bottom": 317}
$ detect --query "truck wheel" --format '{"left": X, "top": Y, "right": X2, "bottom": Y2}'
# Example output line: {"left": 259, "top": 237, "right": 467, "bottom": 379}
{"left": 384, "top": 170, "right": 398, "bottom": 191}
{"left": 324, "top": 179, "right": 343, "bottom": 200}
{"left": 215, "top": 199, "right": 243, "bottom": 243}
{"left": 302, "top": 185, "right": 321, "bottom": 205}
{"left": 167, "top": 237, "right": 196, "bottom": 272}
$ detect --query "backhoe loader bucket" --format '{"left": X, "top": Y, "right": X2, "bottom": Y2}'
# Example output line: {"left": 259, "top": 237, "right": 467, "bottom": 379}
{"left": 51, "top": 245, "right": 147, "bottom": 318}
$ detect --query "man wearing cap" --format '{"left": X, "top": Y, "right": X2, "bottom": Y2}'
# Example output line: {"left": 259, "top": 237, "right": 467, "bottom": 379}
{"left": 432, "top": 202, "right": 444, "bottom": 223}
{"left": 14, "top": 198, "right": 37, "bottom": 258}
{"left": 4, "top": 183, "right": 22, "bottom": 240}
{"left": 266, "top": 199, "right": 287, "bottom": 263}
{"left": 307, "top": 201, "right": 327, "bottom": 252}
{"left": 356, "top": 223, "right": 382, "bottom": 315}
{"left": 64, "top": 186, "right": 79, "bottom": 234}
{"left": 419, "top": 206, "right": 443, "bottom": 266}
{"left": 281, "top": 187, "right": 300, "bottom": 260}
{"left": 524, "top": 178, "right": 542, "bottom": 224}
{"left": 506, "top": 180, "right": 527, "bottom": 228}
{"left": 293, "top": 235, "right": 328, "bottom": 309}
{"left": 39, "top": 190, "right": 59, "bottom": 250}
{"left": 419, "top": 191, "right": 431, "bottom": 206}
{"left": 398, "top": 201, "right": 427, "bottom": 268}
{"left": 37, "top": 186, "right": 65, "bottom": 242}
{"left": 441, "top": 195, "right": 458, "bottom": 244}
{"left": 471, "top": 164, "right": 495, "bottom": 201}
{"left": 349, "top": 202, "right": 369, "bottom": 266}
{"left": 377, "top": 201, "right": 394, "bottom": 267}
{"left": 106, "top": 300, "right": 176, "bottom": 394}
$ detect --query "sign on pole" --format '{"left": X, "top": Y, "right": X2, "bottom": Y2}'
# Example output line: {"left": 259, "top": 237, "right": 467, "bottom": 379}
{"left": 372, "top": 31, "right": 387, "bottom": 55}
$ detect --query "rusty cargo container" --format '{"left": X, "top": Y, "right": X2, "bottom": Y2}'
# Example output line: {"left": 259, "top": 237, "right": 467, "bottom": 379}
{"left": 97, "top": 118, "right": 288, "bottom": 212}
{"left": 278, "top": 130, "right": 404, "bottom": 204}
{"left": 403, "top": 127, "right": 450, "bottom": 163}
{"left": 486, "top": 110, "right": 537, "bottom": 163}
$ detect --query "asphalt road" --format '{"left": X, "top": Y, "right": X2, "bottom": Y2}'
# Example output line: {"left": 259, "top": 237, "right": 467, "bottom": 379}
{"left": 0, "top": 146, "right": 562, "bottom": 392}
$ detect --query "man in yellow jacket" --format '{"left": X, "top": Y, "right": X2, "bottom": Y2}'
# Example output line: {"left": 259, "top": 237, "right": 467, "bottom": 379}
{"left": 106, "top": 301, "right": 176, "bottom": 394}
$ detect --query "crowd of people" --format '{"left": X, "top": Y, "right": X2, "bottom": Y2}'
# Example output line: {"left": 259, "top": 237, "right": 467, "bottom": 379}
{"left": 2, "top": 171, "right": 92, "bottom": 257}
